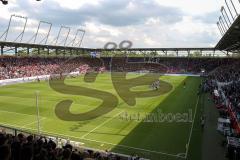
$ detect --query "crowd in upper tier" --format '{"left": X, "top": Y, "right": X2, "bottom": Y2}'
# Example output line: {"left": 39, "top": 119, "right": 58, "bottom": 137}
{"left": 0, "top": 57, "right": 105, "bottom": 80}
{"left": 1, "top": 56, "right": 239, "bottom": 80}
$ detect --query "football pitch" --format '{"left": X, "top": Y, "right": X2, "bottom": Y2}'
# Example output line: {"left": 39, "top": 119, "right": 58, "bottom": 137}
{"left": 0, "top": 73, "right": 202, "bottom": 160}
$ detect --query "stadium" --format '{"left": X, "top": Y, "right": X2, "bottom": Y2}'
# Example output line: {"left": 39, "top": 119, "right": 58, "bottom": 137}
{"left": 0, "top": 0, "right": 240, "bottom": 160}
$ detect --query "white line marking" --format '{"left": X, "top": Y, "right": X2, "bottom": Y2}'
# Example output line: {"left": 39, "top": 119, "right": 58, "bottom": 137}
{"left": 177, "top": 153, "right": 186, "bottom": 158}
{"left": 81, "top": 111, "right": 124, "bottom": 139}
{"left": 185, "top": 96, "right": 200, "bottom": 159}
{"left": 0, "top": 121, "right": 184, "bottom": 159}
{"left": 82, "top": 137, "right": 185, "bottom": 159}
{"left": 22, "top": 117, "right": 47, "bottom": 128}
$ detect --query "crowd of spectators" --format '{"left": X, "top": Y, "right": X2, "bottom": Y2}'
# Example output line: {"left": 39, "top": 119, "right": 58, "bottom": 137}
{"left": 222, "top": 81, "right": 240, "bottom": 112}
{"left": 126, "top": 57, "right": 238, "bottom": 74}
{"left": 0, "top": 129, "right": 140, "bottom": 160}
{"left": 1, "top": 56, "right": 240, "bottom": 160}
{"left": 205, "top": 61, "right": 240, "bottom": 114}
{"left": 1, "top": 56, "right": 240, "bottom": 81}
{"left": 208, "top": 61, "right": 240, "bottom": 82}
{"left": 0, "top": 57, "right": 105, "bottom": 80}
{"left": 1, "top": 56, "right": 239, "bottom": 111}
{"left": 196, "top": 60, "right": 240, "bottom": 160}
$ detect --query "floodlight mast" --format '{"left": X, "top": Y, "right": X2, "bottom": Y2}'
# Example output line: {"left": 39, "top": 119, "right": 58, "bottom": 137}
{"left": 217, "top": 22, "right": 224, "bottom": 35}
{"left": 2, "top": 15, "right": 28, "bottom": 42}
{"left": 228, "top": 0, "right": 238, "bottom": 18}
{"left": 225, "top": 0, "right": 235, "bottom": 21}
{"left": 219, "top": 16, "right": 228, "bottom": 32}
{"left": 33, "top": 21, "right": 52, "bottom": 44}
{"left": 78, "top": 30, "right": 85, "bottom": 47}
{"left": 55, "top": 26, "right": 71, "bottom": 46}
{"left": 221, "top": 6, "right": 231, "bottom": 27}
{"left": 216, "top": 0, "right": 240, "bottom": 37}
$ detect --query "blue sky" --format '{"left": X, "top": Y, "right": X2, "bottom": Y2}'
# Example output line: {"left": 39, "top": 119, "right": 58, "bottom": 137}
{"left": 0, "top": 0, "right": 235, "bottom": 48}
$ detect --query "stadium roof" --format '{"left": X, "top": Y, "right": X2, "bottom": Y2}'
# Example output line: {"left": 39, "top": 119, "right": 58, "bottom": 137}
{"left": 0, "top": 41, "right": 87, "bottom": 51}
{"left": 215, "top": 15, "right": 240, "bottom": 52}
{"left": 0, "top": 41, "right": 215, "bottom": 52}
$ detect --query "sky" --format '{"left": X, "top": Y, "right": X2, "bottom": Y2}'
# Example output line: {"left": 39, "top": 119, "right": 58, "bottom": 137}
{"left": 0, "top": 0, "right": 236, "bottom": 48}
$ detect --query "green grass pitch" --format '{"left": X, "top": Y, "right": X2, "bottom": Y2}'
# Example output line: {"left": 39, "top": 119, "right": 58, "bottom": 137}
{"left": 0, "top": 73, "right": 202, "bottom": 160}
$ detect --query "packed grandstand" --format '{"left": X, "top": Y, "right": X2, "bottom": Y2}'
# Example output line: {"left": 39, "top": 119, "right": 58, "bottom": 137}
{"left": 0, "top": 56, "right": 240, "bottom": 159}
{"left": 1, "top": 0, "right": 240, "bottom": 160}
{"left": 1, "top": 57, "right": 239, "bottom": 80}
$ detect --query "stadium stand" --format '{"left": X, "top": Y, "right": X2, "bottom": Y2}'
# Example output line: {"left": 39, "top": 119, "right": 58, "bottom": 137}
{"left": 1, "top": 56, "right": 240, "bottom": 160}
{"left": 1, "top": 0, "right": 240, "bottom": 159}
{"left": 202, "top": 61, "right": 240, "bottom": 159}
{"left": 0, "top": 56, "right": 240, "bottom": 159}
{"left": 0, "top": 129, "right": 129, "bottom": 160}
{"left": 0, "top": 57, "right": 105, "bottom": 80}
{"left": 1, "top": 56, "right": 240, "bottom": 80}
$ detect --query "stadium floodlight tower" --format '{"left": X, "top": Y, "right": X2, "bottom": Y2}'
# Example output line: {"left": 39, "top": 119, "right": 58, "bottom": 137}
{"left": 221, "top": 6, "right": 231, "bottom": 27}
{"left": 225, "top": 0, "right": 238, "bottom": 21}
{"left": 66, "top": 29, "right": 86, "bottom": 47}
{"left": 0, "top": 15, "right": 28, "bottom": 42}
{"left": 219, "top": 16, "right": 228, "bottom": 32}
{"left": 55, "top": 26, "right": 71, "bottom": 46}
{"left": 27, "top": 21, "right": 52, "bottom": 45}
{"left": 217, "top": 22, "right": 224, "bottom": 35}
{"left": 77, "top": 29, "right": 86, "bottom": 47}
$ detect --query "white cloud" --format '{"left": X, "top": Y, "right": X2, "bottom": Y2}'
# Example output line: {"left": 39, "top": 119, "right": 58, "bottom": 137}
{"left": 154, "top": 0, "right": 222, "bottom": 15}
{"left": 0, "top": 0, "right": 224, "bottom": 48}
{"left": 51, "top": 0, "right": 102, "bottom": 10}
{"left": 143, "top": 36, "right": 159, "bottom": 46}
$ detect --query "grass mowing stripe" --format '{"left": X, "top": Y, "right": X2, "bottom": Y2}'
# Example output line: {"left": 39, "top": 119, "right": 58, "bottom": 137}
{"left": 185, "top": 95, "right": 200, "bottom": 159}
{"left": 0, "top": 74, "right": 201, "bottom": 160}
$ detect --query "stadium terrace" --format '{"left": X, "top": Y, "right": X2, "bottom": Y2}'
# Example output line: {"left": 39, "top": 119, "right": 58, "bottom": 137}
{"left": 0, "top": 1, "right": 240, "bottom": 160}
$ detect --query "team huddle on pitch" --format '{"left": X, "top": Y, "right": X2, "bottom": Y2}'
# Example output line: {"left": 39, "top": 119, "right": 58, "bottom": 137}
{"left": 149, "top": 80, "right": 160, "bottom": 90}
